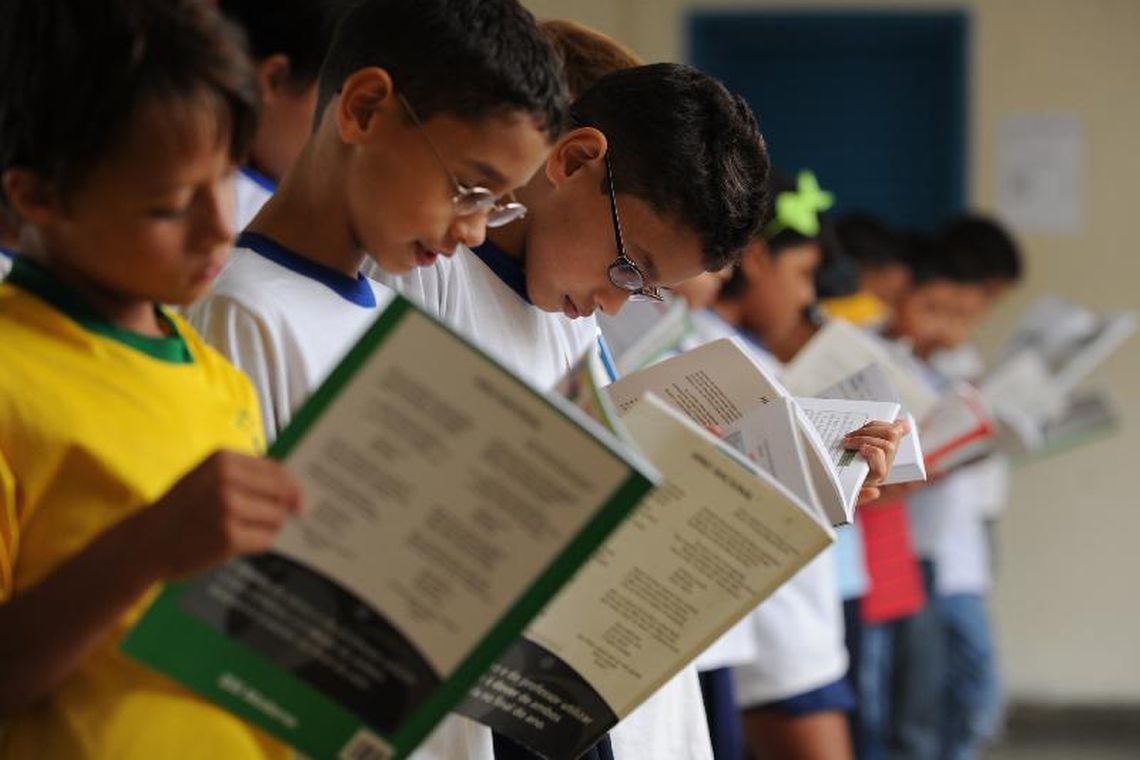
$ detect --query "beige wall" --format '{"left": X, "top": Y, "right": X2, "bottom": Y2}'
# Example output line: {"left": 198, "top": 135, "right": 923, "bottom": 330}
{"left": 525, "top": 0, "right": 1140, "bottom": 703}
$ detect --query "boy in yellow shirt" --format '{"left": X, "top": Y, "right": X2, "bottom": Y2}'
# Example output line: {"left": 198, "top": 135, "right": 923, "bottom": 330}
{"left": 0, "top": 1, "right": 302, "bottom": 756}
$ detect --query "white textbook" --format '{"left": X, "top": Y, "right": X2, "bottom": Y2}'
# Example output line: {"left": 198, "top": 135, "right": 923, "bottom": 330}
{"left": 603, "top": 337, "right": 900, "bottom": 525}
{"left": 456, "top": 384, "right": 835, "bottom": 759}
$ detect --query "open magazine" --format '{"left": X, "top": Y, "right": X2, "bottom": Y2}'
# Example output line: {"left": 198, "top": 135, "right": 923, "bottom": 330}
{"left": 455, "top": 347, "right": 835, "bottom": 758}
{"left": 121, "top": 297, "right": 659, "bottom": 760}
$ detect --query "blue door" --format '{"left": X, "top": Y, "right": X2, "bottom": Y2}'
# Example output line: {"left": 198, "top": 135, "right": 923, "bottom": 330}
{"left": 690, "top": 11, "right": 968, "bottom": 231}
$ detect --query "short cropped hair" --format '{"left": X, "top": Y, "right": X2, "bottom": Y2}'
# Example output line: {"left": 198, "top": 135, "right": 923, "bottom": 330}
{"left": 219, "top": 0, "right": 356, "bottom": 88}
{"left": 0, "top": 0, "right": 258, "bottom": 206}
{"left": 939, "top": 213, "right": 1023, "bottom": 283}
{"left": 541, "top": 19, "right": 643, "bottom": 99}
{"left": 835, "top": 213, "right": 909, "bottom": 269}
{"left": 572, "top": 63, "right": 770, "bottom": 271}
{"left": 318, "top": 0, "right": 568, "bottom": 136}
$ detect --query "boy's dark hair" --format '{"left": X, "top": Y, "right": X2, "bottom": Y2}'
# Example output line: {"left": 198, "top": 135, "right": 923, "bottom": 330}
{"left": 572, "top": 63, "right": 770, "bottom": 271}
{"left": 834, "top": 213, "right": 909, "bottom": 269}
{"left": 939, "top": 213, "right": 1023, "bottom": 283}
{"left": 318, "top": 0, "right": 568, "bottom": 136}
{"left": 905, "top": 232, "right": 976, "bottom": 286}
{"left": 219, "top": 0, "right": 355, "bottom": 89}
{"left": 541, "top": 19, "right": 643, "bottom": 99}
{"left": 0, "top": 0, "right": 258, "bottom": 207}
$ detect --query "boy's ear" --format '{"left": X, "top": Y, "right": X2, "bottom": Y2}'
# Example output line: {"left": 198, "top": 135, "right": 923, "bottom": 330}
{"left": 544, "top": 127, "right": 608, "bottom": 187}
{"left": 2, "top": 169, "right": 60, "bottom": 226}
{"left": 256, "top": 54, "right": 294, "bottom": 105}
{"left": 334, "top": 67, "right": 396, "bottom": 145}
{"left": 739, "top": 239, "right": 770, "bottom": 283}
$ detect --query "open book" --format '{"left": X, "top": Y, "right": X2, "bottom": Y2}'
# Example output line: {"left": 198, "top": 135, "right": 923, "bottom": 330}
{"left": 983, "top": 297, "right": 1135, "bottom": 456}
{"left": 121, "top": 297, "right": 658, "bottom": 760}
{"left": 596, "top": 297, "right": 691, "bottom": 376}
{"left": 995, "top": 296, "right": 1137, "bottom": 396}
{"left": 812, "top": 363, "right": 927, "bottom": 485}
{"left": 602, "top": 337, "right": 900, "bottom": 525}
{"left": 456, "top": 344, "right": 834, "bottom": 758}
{"left": 783, "top": 319, "right": 1000, "bottom": 477}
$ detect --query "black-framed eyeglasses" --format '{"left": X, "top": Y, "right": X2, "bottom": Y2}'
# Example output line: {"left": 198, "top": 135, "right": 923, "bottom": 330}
{"left": 397, "top": 93, "right": 527, "bottom": 228}
{"left": 604, "top": 153, "right": 664, "bottom": 302}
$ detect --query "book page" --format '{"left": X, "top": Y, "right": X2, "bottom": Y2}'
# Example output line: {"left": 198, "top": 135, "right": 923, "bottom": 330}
{"left": 604, "top": 337, "right": 789, "bottom": 428}
{"left": 458, "top": 395, "right": 832, "bottom": 758}
{"left": 123, "top": 299, "right": 656, "bottom": 760}
{"left": 794, "top": 397, "right": 901, "bottom": 520}
{"left": 921, "top": 383, "right": 995, "bottom": 472}
{"left": 815, "top": 364, "right": 926, "bottom": 484}
{"left": 782, "top": 320, "right": 939, "bottom": 418}
{"left": 597, "top": 298, "right": 692, "bottom": 375}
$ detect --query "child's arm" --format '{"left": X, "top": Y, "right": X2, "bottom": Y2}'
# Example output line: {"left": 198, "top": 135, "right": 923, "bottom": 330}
{"left": 0, "top": 450, "right": 302, "bottom": 716}
{"left": 844, "top": 418, "right": 911, "bottom": 506}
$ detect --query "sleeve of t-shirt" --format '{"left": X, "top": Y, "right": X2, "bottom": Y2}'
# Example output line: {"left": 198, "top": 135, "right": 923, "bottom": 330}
{"left": 188, "top": 295, "right": 292, "bottom": 444}
{"left": 0, "top": 446, "right": 17, "bottom": 603}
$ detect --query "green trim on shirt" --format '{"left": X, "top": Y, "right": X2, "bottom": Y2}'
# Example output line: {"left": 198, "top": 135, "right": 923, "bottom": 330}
{"left": 5, "top": 257, "right": 194, "bottom": 364}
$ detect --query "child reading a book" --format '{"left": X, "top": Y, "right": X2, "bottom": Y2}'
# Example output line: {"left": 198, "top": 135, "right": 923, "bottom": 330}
{"left": 218, "top": 0, "right": 356, "bottom": 228}
{"left": 907, "top": 214, "right": 1023, "bottom": 760}
{"left": 823, "top": 213, "right": 912, "bottom": 329}
{"left": 369, "top": 63, "right": 769, "bottom": 760}
{"left": 712, "top": 172, "right": 906, "bottom": 760}
{"left": 188, "top": 1, "right": 567, "bottom": 756}
{"left": 189, "top": 0, "right": 568, "bottom": 439}
{"left": 0, "top": 1, "right": 305, "bottom": 756}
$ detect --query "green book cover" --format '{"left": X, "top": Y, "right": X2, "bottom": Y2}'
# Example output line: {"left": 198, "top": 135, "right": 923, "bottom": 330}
{"left": 122, "top": 296, "right": 656, "bottom": 759}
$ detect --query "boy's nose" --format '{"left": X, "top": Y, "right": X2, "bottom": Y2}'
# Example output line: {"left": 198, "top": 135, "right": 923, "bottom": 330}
{"left": 595, "top": 285, "right": 631, "bottom": 316}
{"left": 450, "top": 213, "right": 488, "bottom": 250}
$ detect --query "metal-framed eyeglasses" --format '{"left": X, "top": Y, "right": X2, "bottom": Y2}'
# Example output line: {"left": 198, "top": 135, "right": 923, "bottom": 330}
{"left": 604, "top": 153, "right": 664, "bottom": 302}
{"left": 397, "top": 93, "right": 527, "bottom": 228}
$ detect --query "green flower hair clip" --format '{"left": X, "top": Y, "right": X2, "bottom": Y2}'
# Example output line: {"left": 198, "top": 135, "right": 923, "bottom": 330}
{"left": 763, "top": 170, "right": 835, "bottom": 239}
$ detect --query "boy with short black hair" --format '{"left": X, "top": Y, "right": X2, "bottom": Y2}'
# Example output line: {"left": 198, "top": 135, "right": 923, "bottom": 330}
{"left": 218, "top": 0, "right": 356, "bottom": 226}
{"left": 0, "top": 1, "right": 303, "bottom": 756}
{"left": 190, "top": 0, "right": 569, "bottom": 438}
{"left": 369, "top": 62, "right": 770, "bottom": 759}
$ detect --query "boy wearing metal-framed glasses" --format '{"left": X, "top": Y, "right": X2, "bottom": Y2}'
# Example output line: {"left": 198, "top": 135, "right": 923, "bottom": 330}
{"left": 367, "top": 63, "right": 772, "bottom": 393}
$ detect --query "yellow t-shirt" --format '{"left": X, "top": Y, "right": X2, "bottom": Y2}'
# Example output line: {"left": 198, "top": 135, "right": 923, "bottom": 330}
{"left": 0, "top": 269, "right": 288, "bottom": 758}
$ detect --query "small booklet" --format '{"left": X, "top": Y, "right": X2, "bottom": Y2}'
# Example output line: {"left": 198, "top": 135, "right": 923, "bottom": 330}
{"left": 812, "top": 363, "right": 927, "bottom": 486}
{"left": 601, "top": 337, "right": 900, "bottom": 525}
{"left": 455, "top": 380, "right": 834, "bottom": 759}
{"left": 121, "top": 297, "right": 659, "bottom": 760}
{"left": 596, "top": 297, "right": 691, "bottom": 376}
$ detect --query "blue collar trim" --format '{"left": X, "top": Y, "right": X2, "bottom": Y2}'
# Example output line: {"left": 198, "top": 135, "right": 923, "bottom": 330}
{"left": 238, "top": 231, "right": 376, "bottom": 308}
{"left": 470, "top": 239, "right": 530, "bottom": 304}
{"left": 0, "top": 246, "right": 16, "bottom": 261}
{"left": 240, "top": 165, "right": 278, "bottom": 194}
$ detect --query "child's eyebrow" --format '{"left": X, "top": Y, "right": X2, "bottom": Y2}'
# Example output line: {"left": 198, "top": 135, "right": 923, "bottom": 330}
{"left": 461, "top": 160, "right": 508, "bottom": 189}
{"left": 630, "top": 242, "right": 660, "bottom": 282}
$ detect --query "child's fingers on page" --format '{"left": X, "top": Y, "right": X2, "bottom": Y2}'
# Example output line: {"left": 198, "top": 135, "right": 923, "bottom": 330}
{"left": 225, "top": 490, "right": 293, "bottom": 529}
{"left": 224, "top": 454, "right": 303, "bottom": 513}
{"left": 857, "top": 486, "right": 882, "bottom": 506}
{"left": 861, "top": 444, "right": 888, "bottom": 482}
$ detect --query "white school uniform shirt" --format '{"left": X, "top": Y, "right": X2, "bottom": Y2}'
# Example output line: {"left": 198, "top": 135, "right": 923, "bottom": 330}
{"left": 188, "top": 232, "right": 493, "bottom": 760}
{"left": 679, "top": 310, "right": 850, "bottom": 704}
{"left": 368, "top": 242, "right": 714, "bottom": 760}
{"left": 234, "top": 166, "right": 276, "bottom": 231}
{"left": 0, "top": 248, "right": 14, "bottom": 279}
{"left": 187, "top": 231, "right": 395, "bottom": 440}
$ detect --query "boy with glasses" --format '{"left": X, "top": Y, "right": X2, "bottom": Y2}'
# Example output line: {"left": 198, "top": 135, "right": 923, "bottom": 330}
{"left": 368, "top": 62, "right": 772, "bottom": 759}
{"left": 187, "top": 0, "right": 568, "bottom": 440}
